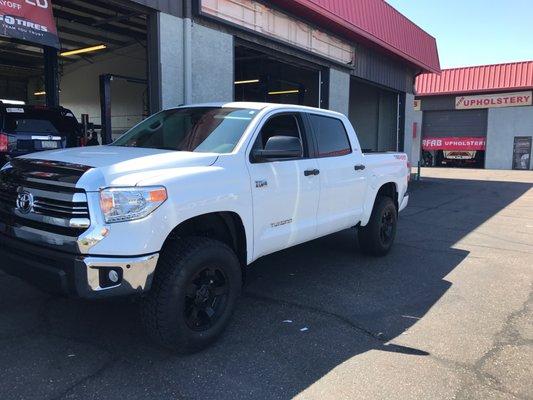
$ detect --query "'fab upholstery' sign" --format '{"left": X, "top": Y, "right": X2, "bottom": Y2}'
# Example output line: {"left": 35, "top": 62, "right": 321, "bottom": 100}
{"left": 456, "top": 91, "right": 532, "bottom": 110}
{"left": 422, "top": 137, "right": 486, "bottom": 151}
{"left": 0, "top": 0, "right": 59, "bottom": 48}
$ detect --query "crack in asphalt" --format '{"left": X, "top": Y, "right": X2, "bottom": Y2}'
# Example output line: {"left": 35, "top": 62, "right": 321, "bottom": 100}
{"left": 245, "top": 286, "right": 533, "bottom": 400}
{"left": 48, "top": 358, "right": 118, "bottom": 400}
{"left": 454, "top": 290, "right": 533, "bottom": 400}
{"left": 244, "top": 291, "right": 389, "bottom": 343}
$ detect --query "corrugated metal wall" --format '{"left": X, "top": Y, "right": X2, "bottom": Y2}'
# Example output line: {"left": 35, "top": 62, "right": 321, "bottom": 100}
{"left": 353, "top": 43, "right": 414, "bottom": 93}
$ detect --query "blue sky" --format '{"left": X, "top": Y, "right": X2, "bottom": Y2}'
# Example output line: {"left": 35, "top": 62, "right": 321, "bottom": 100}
{"left": 386, "top": 0, "right": 533, "bottom": 69}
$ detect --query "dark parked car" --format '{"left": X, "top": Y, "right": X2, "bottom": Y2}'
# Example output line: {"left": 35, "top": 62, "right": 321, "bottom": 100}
{"left": 0, "top": 103, "right": 81, "bottom": 167}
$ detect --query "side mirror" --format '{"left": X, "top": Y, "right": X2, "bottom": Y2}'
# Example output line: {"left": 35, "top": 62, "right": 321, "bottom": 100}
{"left": 252, "top": 136, "right": 303, "bottom": 162}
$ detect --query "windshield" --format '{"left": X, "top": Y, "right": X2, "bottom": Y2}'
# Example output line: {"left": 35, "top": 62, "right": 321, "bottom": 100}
{"left": 4, "top": 110, "right": 79, "bottom": 136}
{"left": 112, "top": 107, "right": 258, "bottom": 153}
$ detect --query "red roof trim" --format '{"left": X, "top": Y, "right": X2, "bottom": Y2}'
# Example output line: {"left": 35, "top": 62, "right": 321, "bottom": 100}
{"left": 269, "top": 0, "right": 441, "bottom": 73}
{"left": 416, "top": 61, "right": 533, "bottom": 96}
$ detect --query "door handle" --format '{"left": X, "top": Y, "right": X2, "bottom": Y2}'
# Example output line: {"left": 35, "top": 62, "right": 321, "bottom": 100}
{"left": 354, "top": 164, "right": 366, "bottom": 171}
{"left": 304, "top": 169, "right": 320, "bottom": 176}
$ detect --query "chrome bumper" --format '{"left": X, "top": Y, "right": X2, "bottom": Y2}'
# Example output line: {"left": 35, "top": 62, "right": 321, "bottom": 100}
{"left": 0, "top": 231, "right": 159, "bottom": 298}
{"left": 85, "top": 254, "right": 160, "bottom": 296}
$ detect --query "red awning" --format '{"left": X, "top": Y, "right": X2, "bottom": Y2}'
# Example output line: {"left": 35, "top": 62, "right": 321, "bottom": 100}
{"left": 269, "top": 0, "right": 441, "bottom": 73}
{"left": 423, "top": 137, "right": 486, "bottom": 151}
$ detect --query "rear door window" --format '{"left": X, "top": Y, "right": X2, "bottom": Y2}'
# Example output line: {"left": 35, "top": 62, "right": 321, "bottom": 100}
{"left": 308, "top": 114, "right": 352, "bottom": 158}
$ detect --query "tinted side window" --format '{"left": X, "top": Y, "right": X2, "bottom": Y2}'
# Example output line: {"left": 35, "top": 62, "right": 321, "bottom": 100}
{"left": 309, "top": 114, "right": 351, "bottom": 158}
{"left": 255, "top": 114, "right": 302, "bottom": 150}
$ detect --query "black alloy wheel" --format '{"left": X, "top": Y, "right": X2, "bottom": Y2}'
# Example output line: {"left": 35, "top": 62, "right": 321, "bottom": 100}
{"left": 379, "top": 208, "right": 395, "bottom": 246}
{"left": 185, "top": 266, "right": 229, "bottom": 331}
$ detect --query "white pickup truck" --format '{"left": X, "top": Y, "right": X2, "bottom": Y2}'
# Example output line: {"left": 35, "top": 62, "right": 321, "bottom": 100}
{"left": 0, "top": 102, "right": 409, "bottom": 351}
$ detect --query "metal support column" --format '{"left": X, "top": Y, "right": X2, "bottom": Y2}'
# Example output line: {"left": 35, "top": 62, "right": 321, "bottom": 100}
{"left": 44, "top": 47, "right": 59, "bottom": 107}
{"left": 99, "top": 74, "right": 112, "bottom": 144}
{"left": 147, "top": 11, "right": 162, "bottom": 114}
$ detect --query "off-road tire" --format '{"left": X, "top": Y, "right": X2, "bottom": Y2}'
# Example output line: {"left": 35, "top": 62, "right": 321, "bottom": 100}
{"left": 141, "top": 237, "right": 242, "bottom": 352}
{"left": 357, "top": 196, "right": 397, "bottom": 256}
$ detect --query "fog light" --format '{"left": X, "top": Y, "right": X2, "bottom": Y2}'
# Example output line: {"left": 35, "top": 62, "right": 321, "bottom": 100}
{"left": 98, "top": 267, "right": 123, "bottom": 288}
{"left": 108, "top": 270, "right": 119, "bottom": 283}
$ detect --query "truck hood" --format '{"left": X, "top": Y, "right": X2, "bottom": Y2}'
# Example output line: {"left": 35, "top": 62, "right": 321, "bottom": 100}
{"left": 19, "top": 146, "right": 219, "bottom": 191}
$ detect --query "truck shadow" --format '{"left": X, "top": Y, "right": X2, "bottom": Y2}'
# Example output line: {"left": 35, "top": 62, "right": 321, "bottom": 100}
{"left": 0, "top": 175, "right": 531, "bottom": 399}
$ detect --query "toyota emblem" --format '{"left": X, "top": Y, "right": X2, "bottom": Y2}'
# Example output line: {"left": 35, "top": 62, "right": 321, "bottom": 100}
{"left": 16, "top": 191, "right": 34, "bottom": 214}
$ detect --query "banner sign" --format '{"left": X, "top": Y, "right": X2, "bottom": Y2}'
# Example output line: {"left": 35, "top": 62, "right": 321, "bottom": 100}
{"left": 0, "top": 0, "right": 60, "bottom": 48}
{"left": 422, "top": 137, "right": 486, "bottom": 151}
{"left": 456, "top": 91, "right": 532, "bottom": 110}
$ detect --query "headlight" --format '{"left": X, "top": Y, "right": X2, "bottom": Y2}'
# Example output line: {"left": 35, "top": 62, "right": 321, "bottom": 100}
{"left": 99, "top": 186, "right": 167, "bottom": 223}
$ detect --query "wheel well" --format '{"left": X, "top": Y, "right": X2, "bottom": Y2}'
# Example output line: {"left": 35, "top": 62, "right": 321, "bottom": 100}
{"left": 164, "top": 212, "right": 247, "bottom": 267}
{"left": 376, "top": 182, "right": 398, "bottom": 210}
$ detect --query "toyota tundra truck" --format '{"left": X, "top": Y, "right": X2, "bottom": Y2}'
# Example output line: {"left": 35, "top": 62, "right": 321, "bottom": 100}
{"left": 0, "top": 103, "right": 409, "bottom": 351}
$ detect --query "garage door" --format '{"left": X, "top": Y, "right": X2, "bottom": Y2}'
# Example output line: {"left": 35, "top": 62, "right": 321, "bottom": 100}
{"left": 349, "top": 79, "right": 399, "bottom": 152}
{"left": 422, "top": 109, "right": 487, "bottom": 151}
{"left": 422, "top": 109, "right": 487, "bottom": 138}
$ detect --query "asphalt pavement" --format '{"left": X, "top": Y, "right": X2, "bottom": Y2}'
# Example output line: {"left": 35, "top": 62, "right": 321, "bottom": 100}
{"left": 0, "top": 168, "right": 532, "bottom": 400}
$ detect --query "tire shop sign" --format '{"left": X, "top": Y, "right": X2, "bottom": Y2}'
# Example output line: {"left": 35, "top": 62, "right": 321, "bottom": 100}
{"left": 422, "top": 137, "right": 486, "bottom": 151}
{"left": 456, "top": 91, "right": 532, "bottom": 110}
{"left": 0, "top": 0, "right": 60, "bottom": 48}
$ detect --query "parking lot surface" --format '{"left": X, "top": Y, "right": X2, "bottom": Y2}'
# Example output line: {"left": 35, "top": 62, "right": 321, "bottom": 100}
{"left": 0, "top": 168, "right": 532, "bottom": 400}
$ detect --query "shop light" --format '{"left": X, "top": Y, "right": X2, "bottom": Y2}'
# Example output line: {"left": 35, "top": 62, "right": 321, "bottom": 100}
{"left": 60, "top": 44, "right": 107, "bottom": 57}
{"left": 0, "top": 99, "right": 25, "bottom": 105}
{"left": 34, "top": 91, "right": 46, "bottom": 96}
{"left": 268, "top": 89, "right": 300, "bottom": 95}
{"left": 234, "top": 79, "right": 260, "bottom": 85}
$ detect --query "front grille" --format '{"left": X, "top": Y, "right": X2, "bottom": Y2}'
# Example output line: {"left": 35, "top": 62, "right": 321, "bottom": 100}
{"left": 0, "top": 159, "right": 92, "bottom": 237}
{"left": 33, "top": 197, "right": 89, "bottom": 219}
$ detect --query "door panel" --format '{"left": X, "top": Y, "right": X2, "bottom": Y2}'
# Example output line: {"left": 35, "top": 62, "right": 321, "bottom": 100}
{"left": 308, "top": 113, "right": 367, "bottom": 236}
{"left": 249, "top": 158, "right": 320, "bottom": 258}
{"left": 247, "top": 112, "right": 320, "bottom": 259}
{"left": 315, "top": 155, "right": 366, "bottom": 235}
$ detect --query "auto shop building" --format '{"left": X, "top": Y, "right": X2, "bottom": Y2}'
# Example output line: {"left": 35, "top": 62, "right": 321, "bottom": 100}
{"left": 1, "top": 0, "right": 440, "bottom": 154}
{"left": 414, "top": 61, "right": 533, "bottom": 170}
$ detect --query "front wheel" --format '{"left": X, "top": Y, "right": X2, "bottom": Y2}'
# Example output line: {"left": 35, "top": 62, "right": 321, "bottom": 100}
{"left": 357, "top": 196, "right": 398, "bottom": 256}
{"left": 141, "top": 237, "right": 242, "bottom": 352}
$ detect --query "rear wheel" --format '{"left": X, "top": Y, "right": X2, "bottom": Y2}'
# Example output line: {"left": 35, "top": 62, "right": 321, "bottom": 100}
{"left": 358, "top": 196, "right": 397, "bottom": 256}
{"left": 141, "top": 237, "right": 242, "bottom": 352}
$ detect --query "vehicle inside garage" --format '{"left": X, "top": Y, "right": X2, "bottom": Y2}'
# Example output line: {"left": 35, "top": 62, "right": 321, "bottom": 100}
{"left": 0, "top": 0, "right": 149, "bottom": 143}
{"left": 234, "top": 44, "right": 322, "bottom": 107}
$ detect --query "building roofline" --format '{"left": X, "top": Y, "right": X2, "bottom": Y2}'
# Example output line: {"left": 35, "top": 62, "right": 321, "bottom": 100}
{"left": 416, "top": 60, "right": 533, "bottom": 96}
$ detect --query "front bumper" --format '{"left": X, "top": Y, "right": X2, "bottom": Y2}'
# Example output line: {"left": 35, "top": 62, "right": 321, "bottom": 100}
{"left": 0, "top": 232, "right": 159, "bottom": 298}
